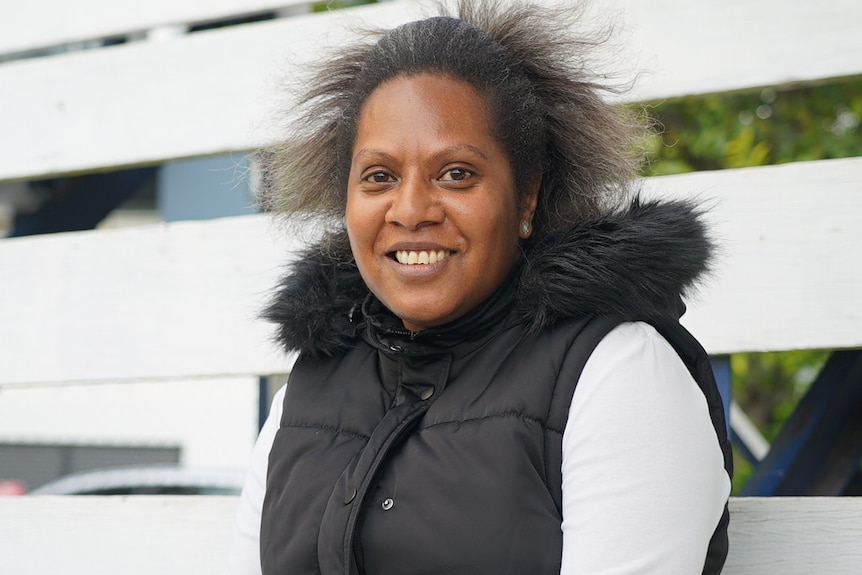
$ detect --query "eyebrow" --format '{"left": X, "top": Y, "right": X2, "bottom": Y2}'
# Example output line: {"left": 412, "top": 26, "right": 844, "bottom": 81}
{"left": 352, "top": 144, "right": 489, "bottom": 164}
{"left": 439, "top": 144, "right": 488, "bottom": 161}
{"left": 352, "top": 149, "right": 396, "bottom": 164}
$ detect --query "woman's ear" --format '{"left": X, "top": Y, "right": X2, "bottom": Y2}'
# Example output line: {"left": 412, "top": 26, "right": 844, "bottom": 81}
{"left": 518, "top": 176, "right": 540, "bottom": 239}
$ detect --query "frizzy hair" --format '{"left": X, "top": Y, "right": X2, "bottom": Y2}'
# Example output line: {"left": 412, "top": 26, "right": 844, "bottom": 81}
{"left": 257, "top": 0, "right": 642, "bottom": 240}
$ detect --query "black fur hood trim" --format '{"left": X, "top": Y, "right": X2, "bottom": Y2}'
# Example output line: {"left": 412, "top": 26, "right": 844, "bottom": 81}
{"left": 263, "top": 197, "right": 714, "bottom": 357}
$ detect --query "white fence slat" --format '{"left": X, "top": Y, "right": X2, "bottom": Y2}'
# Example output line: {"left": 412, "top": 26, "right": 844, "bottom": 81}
{"left": 615, "top": 0, "right": 862, "bottom": 102}
{"left": 1, "top": 496, "right": 860, "bottom": 573}
{"left": 724, "top": 497, "right": 862, "bottom": 574}
{"left": 0, "top": 0, "right": 313, "bottom": 56}
{"left": 729, "top": 401, "right": 770, "bottom": 462}
{"left": 1, "top": 157, "right": 859, "bottom": 387}
{"left": 0, "top": 2, "right": 423, "bottom": 184}
{"left": 0, "top": 215, "right": 298, "bottom": 387}
{"left": 0, "top": 496, "right": 239, "bottom": 575}
{"left": 2, "top": 0, "right": 861, "bottom": 183}
{"left": 645, "top": 157, "right": 862, "bottom": 356}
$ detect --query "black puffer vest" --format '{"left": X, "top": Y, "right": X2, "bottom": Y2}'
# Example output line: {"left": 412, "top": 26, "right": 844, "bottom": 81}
{"left": 261, "top": 199, "right": 732, "bottom": 574}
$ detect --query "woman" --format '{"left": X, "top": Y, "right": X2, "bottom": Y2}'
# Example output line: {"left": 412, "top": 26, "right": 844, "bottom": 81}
{"left": 227, "top": 2, "right": 732, "bottom": 573}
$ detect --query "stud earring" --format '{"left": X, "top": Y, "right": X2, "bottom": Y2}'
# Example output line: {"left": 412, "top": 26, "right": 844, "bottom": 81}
{"left": 520, "top": 220, "right": 532, "bottom": 237}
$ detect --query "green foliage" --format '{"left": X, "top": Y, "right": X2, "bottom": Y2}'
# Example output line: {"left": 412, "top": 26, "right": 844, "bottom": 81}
{"left": 312, "top": 0, "right": 378, "bottom": 12}
{"left": 729, "top": 448, "right": 752, "bottom": 495}
{"left": 641, "top": 77, "right": 862, "bottom": 176}
{"left": 641, "top": 77, "right": 861, "bottom": 493}
{"left": 730, "top": 351, "right": 830, "bottom": 441}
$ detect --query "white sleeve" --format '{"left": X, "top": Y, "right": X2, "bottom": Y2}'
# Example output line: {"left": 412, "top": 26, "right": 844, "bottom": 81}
{"left": 223, "top": 384, "right": 285, "bottom": 575}
{"left": 560, "top": 322, "right": 730, "bottom": 574}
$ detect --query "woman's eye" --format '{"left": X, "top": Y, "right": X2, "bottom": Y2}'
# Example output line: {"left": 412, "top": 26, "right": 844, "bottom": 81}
{"left": 365, "top": 171, "right": 392, "bottom": 183}
{"left": 442, "top": 167, "right": 471, "bottom": 182}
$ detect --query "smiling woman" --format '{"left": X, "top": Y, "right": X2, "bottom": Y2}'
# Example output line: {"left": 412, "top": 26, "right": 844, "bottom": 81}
{"left": 226, "top": 2, "right": 732, "bottom": 574}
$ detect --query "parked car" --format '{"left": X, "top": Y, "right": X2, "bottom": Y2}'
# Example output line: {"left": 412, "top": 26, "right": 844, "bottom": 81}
{"left": 28, "top": 465, "right": 245, "bottom": 495}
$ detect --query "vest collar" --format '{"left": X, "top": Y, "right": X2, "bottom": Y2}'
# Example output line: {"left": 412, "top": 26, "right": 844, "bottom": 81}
{"left": 358, "top": 265, "right": 520, "bottom": 358}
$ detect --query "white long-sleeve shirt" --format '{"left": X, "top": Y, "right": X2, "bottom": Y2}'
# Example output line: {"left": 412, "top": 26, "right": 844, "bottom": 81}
{"left": 225, "top": 322, "right": 730, "bottom": 574}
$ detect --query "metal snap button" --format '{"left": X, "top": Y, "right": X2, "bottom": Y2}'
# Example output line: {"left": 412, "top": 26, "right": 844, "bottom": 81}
{"left": 381, "top": 498, "right": 394, "bottom": 510}
{"left": 344, "top": 487, "right": 357, "bottom": 504}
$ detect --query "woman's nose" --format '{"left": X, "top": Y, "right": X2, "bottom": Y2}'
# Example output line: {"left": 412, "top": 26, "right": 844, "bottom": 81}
{"left": 384, "top": 176, "right": 444, "bottom": 230}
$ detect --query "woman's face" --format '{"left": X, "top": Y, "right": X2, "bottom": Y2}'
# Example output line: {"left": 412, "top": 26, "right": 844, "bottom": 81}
{"left": 346, "top": 73, "right": 535, "bottom": 332}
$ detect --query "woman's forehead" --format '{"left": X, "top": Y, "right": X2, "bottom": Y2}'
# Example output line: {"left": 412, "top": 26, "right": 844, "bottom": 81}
{"left": 353, "top": 74, "right": 499, "bottom": 153}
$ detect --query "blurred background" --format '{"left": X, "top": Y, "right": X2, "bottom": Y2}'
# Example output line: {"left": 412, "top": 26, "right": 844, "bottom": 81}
{"left": 0, "top": 0, "right": 859, "bottom": 496}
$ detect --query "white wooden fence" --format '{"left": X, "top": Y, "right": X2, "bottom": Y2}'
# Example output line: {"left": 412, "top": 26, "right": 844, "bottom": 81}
{"left": 3, "top": 496, "right": 861, "bottom": 575}
{"left": 1, "top": 0, "right": 861, "bottom": 573}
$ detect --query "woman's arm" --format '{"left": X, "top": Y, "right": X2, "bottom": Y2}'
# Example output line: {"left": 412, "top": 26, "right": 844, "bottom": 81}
{"left": 560, "top": 322, "right": 730, "bottom": 574}
{"left": 223, "top": 385, "right": 285, "bottom": 575}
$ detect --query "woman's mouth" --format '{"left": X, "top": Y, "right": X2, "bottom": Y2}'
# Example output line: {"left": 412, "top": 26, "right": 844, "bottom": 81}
{"left": 394, "top": 249, "right": 452, "bottom": 265}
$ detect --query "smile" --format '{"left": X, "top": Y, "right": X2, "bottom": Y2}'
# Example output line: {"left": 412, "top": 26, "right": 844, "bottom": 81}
{"left": 395, "top": 250, "right": 452, "bottom": 265}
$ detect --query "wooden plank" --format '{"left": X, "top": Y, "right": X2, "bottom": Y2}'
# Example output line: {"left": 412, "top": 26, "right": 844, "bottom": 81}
{"left": 0, "top": 496, "right": 860, "bottom": 573}
{"left": 643, "top": 156, "right": 862, "bottom": 356}
{"left": 612, "top": 0, "right": 862, "bottom": 101}
{"left": 725, "top": 497, "right": 862, "bottom": 574}
{"left": 730, "top": 401, "right": 769, "bottom": 462}
{"left": 0, "top": 0, "right": 313, "bottom": 55}
{"left": 0, "top": 157, "right": 858, "bottom": 387}
{"left": 0, "top": 215, "right": 298, "bottom": 387}
{"left": 2, "top": 0, "right": 860, "bottom": 183}
{"left": 0, "top": 3, "right": 422, "bottom": 184}
{"left": 0, "top": 496, "right": 239, "bottom": 575}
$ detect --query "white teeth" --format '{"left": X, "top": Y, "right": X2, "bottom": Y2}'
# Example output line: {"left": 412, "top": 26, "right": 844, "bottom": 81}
{"left": 396, "top": 250, "right": 449, "bottom": 265}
